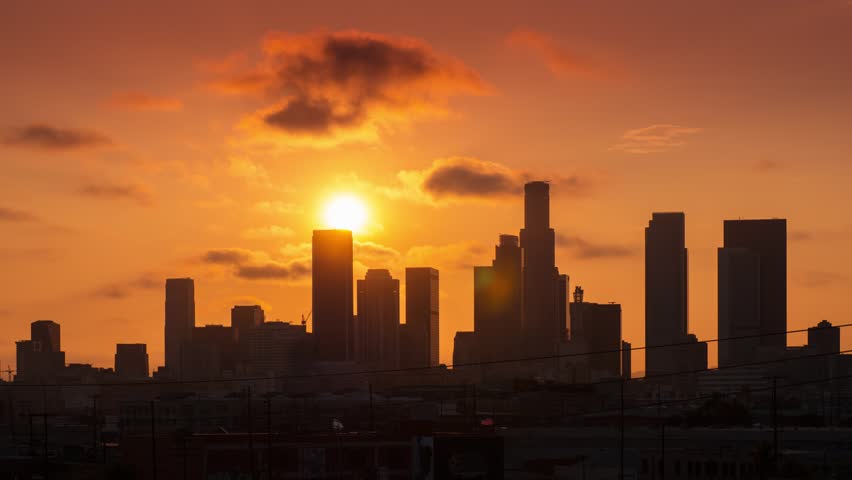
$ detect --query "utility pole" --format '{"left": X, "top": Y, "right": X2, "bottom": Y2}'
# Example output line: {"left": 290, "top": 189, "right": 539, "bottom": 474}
{"left": 368, "top": 383, "right": 374, "bottom": 431}
{"left": 619, "top": 378, "right": 624, "bottom": 480}
{"left": 150, "top": 400, "right": 158, "bottom": 480}
{"left": 247, "top": 386, "right": 256, "bottom": 480}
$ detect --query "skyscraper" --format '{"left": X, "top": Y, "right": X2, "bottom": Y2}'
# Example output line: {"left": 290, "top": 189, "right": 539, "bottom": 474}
{"left": 569, "top": 287, "right": 622, "bottom": 378}
{"left": 31, "top": 320, "right": 61, "bottom": 353}
{"left": 312, "top": 230, "right": 354, "bottom": 361}
{"left": 355, "top": 269, "right": 400, "bottom": 368}
{"left": 721, "top": 219, "right": 787, "bottom": 358}
{"left": 520, "top": 181, "right": 563, "bottom": 353}
{"left": 645, "top": 212, "right": 689, "bottom": 376}
{"left": 164, "top": 278, "right": 195, "bottom": 377}
{"left": 717, "top": 247, "right": 762, "bottom": 367}
{"left": 474, "top": 235, "right": 523, "bottom": 362}
{"left": 15, "top": 320, "right": 65, "bottom": 382}
{"left": 404, "top": 267, "right": 440, "bottom": 367}
{"left": 231, "top": 305, "right": 265, "bottom": 372}
{"left": 115, "top": 343, "right": 149, "bottom": 378}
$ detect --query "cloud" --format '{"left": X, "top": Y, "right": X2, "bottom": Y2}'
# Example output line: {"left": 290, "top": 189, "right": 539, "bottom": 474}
{"left": 93, "top": 273, "right": 161, "bottom": 300}
{"left": 77, "top": 183, "right": 154, "bottom": 206}
{"left": 254, "top": 201, "right": 303, "bottom": 215}
{"left": 506, "top": 28, "right": 596, "bottom": 78}
{"left": 201, "top": 248, "right": 256, "bottom": 265}
{"left": 557, "top": 234, "right": 637, "bottom": 259}
{"left": 405, "top": 241, "right": 489, "bottom": 270}
{"left": 236, "top": 260, "right": 311, "bottom": 280}
{"left": 610, "top": 124, "right": 701, "bottom": 154}
{"left": 213, "top": 30, "right": 488, "bottom": 144}
{"left": 242, "top": 225, "right": 296, "bottom": 239}
{"left": 789, "top": 230, "right": 812, "bottom": 242}
{"left": 0, "top": 206, "right": 39, "bottom": 222}
{"left": 1, "top": 124, "right": 112, "bottom": 150}
{"left": 108, "top": 91, "right": 183, "bottom": 111}
{"left": 393, "top": 157, "right": 594, "bottom": 204}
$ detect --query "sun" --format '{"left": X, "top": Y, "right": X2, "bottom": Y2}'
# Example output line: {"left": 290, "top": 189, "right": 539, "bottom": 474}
{"left": 323, "top": 194, "right": 368, "bottom": 233}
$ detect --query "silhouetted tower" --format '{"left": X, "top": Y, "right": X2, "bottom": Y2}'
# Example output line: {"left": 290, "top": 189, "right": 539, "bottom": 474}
{"left": 31, "top": 320, "right": 61, "bottom": 352}
{"left": 404, "top": 267, "right": 440, "bottom": 367}
{"left": 115, "top": 344, "right": 149, "bottom": 378}
{"left": 312, "top": 229, "right": 354, "bottom": 361}
{"left": 808, "top": 320, "right": 840, "bottom": 355}
{"left": 520, "top": 181, "right": 561, "bottom": 353}
{"left": 718, "top": 247, "right": 761, "bottom": 367}
{"left": 475, "top": 234, "right": 523, "bottom": 362}
{"left": 569, "top": 288, "right": 622, "bottom": 378}
{"left": 645, "top": 212, "right": 688, "bottom": 376}
{"left": 356, "top": 269, "right": 400, "bottom": 369}
{"left": 722, "top": 219, "right": 787, "bottom": 359}
{"left": 164, "top": 278, "right": 195, "bottom": 377}
{"left": 231, "top": 305, "right": 265, "bottom": 371}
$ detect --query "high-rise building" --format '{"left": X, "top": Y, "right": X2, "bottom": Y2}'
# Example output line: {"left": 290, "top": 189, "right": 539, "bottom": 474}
{"left": 404, "top": 267, "right": 440, "bottom": 367}
{"left": 645, "top": 212, "right": 689, "bottom": 376}
{"left": 453, "top": 331, "right": 478, "bottom": 367}
{"left": 164, "top": 278, "right": 195, "bottom": 377}
{"left": 722, "top": 219, "right": 787, "bottom": 358}
{"left": 621, "top": 341, "right": 632, "bottom": 379}
{"left": 31, "top": 320, "right": 61, "bottom": 352}
{"left": 718, "top": 247, "right": 762, "bottom": 367}
{"left": 312, "top": 230, "right": 354, "bottom": 362}
{"left": 808, "top": 320, "right": 840, "bottom": 356}
{"left": 248, "top": 322, "right": 311, "bottom": 375}
{"left": 115, "top": 344, "right": 149, "bottom": 378}
{"left": 520, "top": 182, "right": 563, "bottom": 353}
{"left": 182, "top": 325, "right": 236, "bottom": 379}
{"left": 474, "top": 235, "right": 523, "bottom": 362}
{"left": 569, "top": 288, "right": 622, "bottom": 378}
{"left": 355, "top": 269, "right": 400, "bottom": 369}
{"left": 231, "top": 305, "right": 265, "bottom": 372}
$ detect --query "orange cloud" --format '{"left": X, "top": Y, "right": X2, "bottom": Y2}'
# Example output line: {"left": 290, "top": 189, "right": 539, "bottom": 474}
{"left": 1, "top": 124, "right": 111, "bottom": 150}
{"left": 506, "top": 28, "right": 596, "bottom": 78}
{"left": 610, "top": 124, "right": 702, "bottom": 154}
{"left": 108, "top": 92, "right": 183, "bottom": 112}
{"left": 77, "top": 182, "right": 155, "bottom": 206}
{"left": 212, "top": 30, "right": 489, "bottom": 145}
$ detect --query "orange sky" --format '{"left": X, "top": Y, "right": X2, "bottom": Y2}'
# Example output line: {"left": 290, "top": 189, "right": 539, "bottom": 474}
{"left": 2, "top": 0, "right": 852, "bottom": 374}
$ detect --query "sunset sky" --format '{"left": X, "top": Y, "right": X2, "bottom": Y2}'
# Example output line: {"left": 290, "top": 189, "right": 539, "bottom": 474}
{"left": 2, "top": 0, "right": 852, "bottom": 373}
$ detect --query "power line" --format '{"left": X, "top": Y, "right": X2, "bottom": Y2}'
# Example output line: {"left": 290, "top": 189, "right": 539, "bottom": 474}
{"left": 2, "top": 324, "right": 849, "bottom": 389}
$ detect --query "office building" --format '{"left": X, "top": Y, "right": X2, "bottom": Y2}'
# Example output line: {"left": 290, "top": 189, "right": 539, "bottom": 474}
{"left": 404, "top": 267, "right": 440, "bottom": 368}
{"left": 808, "top": 320, "right": 840, "bottom": 356}
{"left": 164, "top": 278, "right": 195, "bottom": 377}
{"left": 115, "top": 343, "right": 149, "bottom": 378}
{"left": 474, "top": 235, "right": 523, "bottom": 363}
{"left": 182, "top": 325, "right": 236, "bottom": 379}
{"left": 355, "top": 269, "right": 400, "bottom": 369}
{"left": 645, "top": 212, "right": 689, "bottom": 376}
{"left": 718, "top": 247, "right": 762, "bottom": 367}
{"left": 15, "top": 320, "right": 65, "bottom": 382}
{"left": 248, "top": 322, "right": 311, "bottom": 375}
{"left": 31, "top": 320, "right": 61, "bottom": 353}
{"left": 569, "top": 287, "right": 622, "bottom": 378}
{"left": 720, "top": 219, "right": 787, "bottom": 363}
{"left": 231, "top": 305, "right": 265, "bottom": 371}
{"left": 621, "top": 341, "right": 632, "bottom": 379}
{"left": 312, "top": 230, "right": 354, "bottom": 362}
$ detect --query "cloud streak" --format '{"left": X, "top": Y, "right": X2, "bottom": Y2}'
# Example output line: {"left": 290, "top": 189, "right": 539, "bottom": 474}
{"left": 0, "top": 206, "right": 39, "bottom": 222}
{"left": 1, "top": 124, "right": 112, "bottom": 150}
{"left": 610, "top": 124, "right": 701, "bottom": 154}
{"left": 506, "top": 28, "right": 596, "bottom": 78}
{"left": 199, "top": 247, "right": 311, "bottom": 282}
{"left": 77, "top": 183, "right": 154, "bottom": 206}
{"left": 108, "top": 91, "right": 183, "bottom": 111}
{"left": 557, "top": 234, "right": 637, "bottom": 259}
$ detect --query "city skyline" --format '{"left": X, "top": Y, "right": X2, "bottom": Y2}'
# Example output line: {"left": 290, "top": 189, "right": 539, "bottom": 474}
{"left": 3, "top": 0, "right": 852, "bottom": 374}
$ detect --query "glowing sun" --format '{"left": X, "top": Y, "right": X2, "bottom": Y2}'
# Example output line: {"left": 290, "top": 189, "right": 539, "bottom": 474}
{"left": 323, "top": 194, "right": 368, "bottom": 233}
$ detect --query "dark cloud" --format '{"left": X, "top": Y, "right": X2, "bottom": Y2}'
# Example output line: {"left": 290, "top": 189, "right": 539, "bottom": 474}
{"left": 77, "top": 183, "right": 154, "bottom": 206}
{"left": 0, "top": 206, "right": 38, "bottom": 222}
{"left": 93, "top": 273, "right": 161, "bottom": 300}
{"left": 557, "top": 234, "right": 636, "bottom": 259}
{"left": 201, "top": 248, "right": 255, "bottom": 265}
{"left": 214, "top": 30, "right": 487, "bottom": 139}
{"left": 236, "top": 260, "right": 311, "bottom": 280}
{"left": 1, "top": 124, "right": 111, "bottom": 150}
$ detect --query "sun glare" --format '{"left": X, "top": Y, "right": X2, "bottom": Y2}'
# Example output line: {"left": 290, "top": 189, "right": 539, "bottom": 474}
{"left": 323, "top": 194, "right": 368, "bottom": 233}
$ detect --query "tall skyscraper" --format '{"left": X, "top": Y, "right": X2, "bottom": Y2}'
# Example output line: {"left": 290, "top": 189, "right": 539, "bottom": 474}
{"left": 474, "top": 235, "right": 523, "bottom": 362}
{"left": 312, "top": 230, "right": 354, "bottom": 361}
{"left": 520, "top": 181, "right": 563, "bottom": 353}
{"left": 717, "top": 247, "right": 762, "bottom": 367}
{"left": 721, "top": 219, "right": 787, "bottom": 358}
{"left": 355, "top": 269, "right": 400, "bottom": 368}
{"left": 31, "top": 320, "right": 61, "bottom": 353}
{"left": 15, "top": 320, "right": 65, "bottom": 382}
{"left": 569, "top": 287, "right": 622, "bottom": 378}
{"left": 404, "top": 267, "right": 440, "bottom": 367}
{"left": 115, "top": 343, "right": 149, "bottom": 378}
{"left": 164, "top": 278, "right": 195, "bottom": 377}
{"left": 231, "top": 305, "right": 265, "bottom": 372}
{"left": 645, "top": 212, "right": 689, "bottom": 376}
{"left": 248, "top": 322, "right": 311, "bottom": 375}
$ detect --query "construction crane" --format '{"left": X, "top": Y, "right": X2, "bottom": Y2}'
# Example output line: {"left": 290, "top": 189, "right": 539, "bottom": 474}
{"left": 301, "top": 309, "right": 312, "bottom": 327}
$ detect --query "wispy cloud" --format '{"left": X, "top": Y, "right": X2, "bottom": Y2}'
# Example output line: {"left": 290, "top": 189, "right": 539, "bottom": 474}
{"left": 1, "top": 124, "right": 112, "bottom": 150}
{"left": 557, "top": 234, "right": 637, "bottom": 259}
{"left": 610, "top": 124, "right": 701, "bottom": 154}
{"left": 0, "top": 206, "right": 39, "bottom": 222}
{"left": 77, "top": 182, "right": 154, "bottom": 206}
{"left": 93, "top": 273, "right": 161, "bottom": 300}
{"left": 506, "top": 28, "right": 598, "bottom": 78}
{"left": 108, "top": 91, "right": 183, "bottom": 112}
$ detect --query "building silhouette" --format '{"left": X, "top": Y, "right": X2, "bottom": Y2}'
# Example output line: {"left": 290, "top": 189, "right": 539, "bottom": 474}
{"left": 15, "top": 320, "right": 65, "bottom": 382}
{"left": 808, "top": 320, "right": 840, "bottom": 356}
{"left": 720, "top": 219, "right": 787, "bottom": 364}
{"left": 231, "top": 305, "right": 265, "bottom": 372}
{"left": 474, "top": 235, "right": 523, "bottom": 363}
{"left": 569, "top": 287, "right": 623, "bottom": 378}
{"left": 717, "top": 247, "right": 762, "bottom": 367}
{"left": 621, "top": 340, "right": 632, "bottom": 379}
{"left": 402, "top": 267, "right": 440, "bottom": 368}
{"left": 645, "top": 212, "right": 689, "bottom": 376}
{"left": 248, "top": 321, "right": 311, "bottom": 375}
{"left": 519, "top": 182, "right": 566, "bottom": 354}
{"left": 182, "top": 325, "right": 236, "bottom": 379}
{"left": 355, "top": 269, "right": 400, "bottom": 369}
{"left": 312, "top": 229, "right": 354, "bottom": 362}
{"left": 164, "top": 278, "right": 195, "bottom": 377}
{"left": 115, "top": 343, "right": 149, "bottom": 378}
